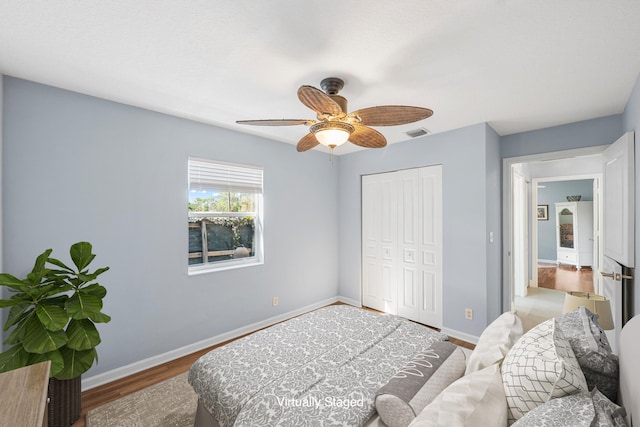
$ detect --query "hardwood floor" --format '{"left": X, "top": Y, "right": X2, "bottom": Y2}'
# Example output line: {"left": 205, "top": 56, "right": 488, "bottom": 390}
{"left": 538, "top": 263, "right": 594, "bottom": 293}
{"left": 73, "top": 342, "right": 222, "bottom": 427}
{"left": 72, "top": 303, "right": 474, "bottom": 426}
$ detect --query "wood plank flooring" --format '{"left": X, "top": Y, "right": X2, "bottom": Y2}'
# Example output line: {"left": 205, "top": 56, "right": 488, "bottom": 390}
{"left": 538, "top": 263, "right": 594, "bottom": 293}
{"left": 72, "top": 304, "right": 473, "bottom": 427}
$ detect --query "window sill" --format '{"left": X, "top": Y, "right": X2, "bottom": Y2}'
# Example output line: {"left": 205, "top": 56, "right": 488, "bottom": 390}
{"left": 188, "top": 259, "right": 264, "bottom": 276}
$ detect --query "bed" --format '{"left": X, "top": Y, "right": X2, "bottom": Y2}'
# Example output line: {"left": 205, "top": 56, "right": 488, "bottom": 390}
{"left": 188, "top": 305, "right": 448, "bottom": 427}
{"left": 188, "top": 304, "right": 640, "bottom": 427}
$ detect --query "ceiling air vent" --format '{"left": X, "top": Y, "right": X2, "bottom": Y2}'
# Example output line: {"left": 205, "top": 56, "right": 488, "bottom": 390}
{"left": 405, "top": 128, "right": 429, "bottom": 138}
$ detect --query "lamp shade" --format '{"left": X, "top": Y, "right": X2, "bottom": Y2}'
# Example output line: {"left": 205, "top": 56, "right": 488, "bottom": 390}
{"left": 310, "top": 121, "right": 354, "bottom": 148}
{"left": 562, "top": 291, "right": 614, "bottom": 330}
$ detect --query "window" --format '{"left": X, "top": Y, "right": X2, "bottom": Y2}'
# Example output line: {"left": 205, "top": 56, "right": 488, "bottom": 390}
{"left": 188, "top": 157, "right": 263, "bottom": 273}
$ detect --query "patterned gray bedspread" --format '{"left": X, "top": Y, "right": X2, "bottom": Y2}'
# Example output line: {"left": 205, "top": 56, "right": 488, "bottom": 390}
{"left": 188, "top": 305, "right": 448, "bottom": 427}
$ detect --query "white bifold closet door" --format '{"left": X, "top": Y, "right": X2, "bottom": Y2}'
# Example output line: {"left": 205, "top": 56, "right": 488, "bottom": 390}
{"left": 362, "top": 165, "right": 443, "bottom": 328}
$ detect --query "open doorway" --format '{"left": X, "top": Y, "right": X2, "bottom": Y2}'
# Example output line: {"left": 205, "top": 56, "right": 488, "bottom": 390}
{"left": 502, "top": 147, "right": 606, "bottom": 330}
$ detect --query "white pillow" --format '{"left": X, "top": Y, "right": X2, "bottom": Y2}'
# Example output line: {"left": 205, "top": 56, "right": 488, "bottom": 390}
{"left": 408, "top": 363, "right": 507, "bottom": 427}
{"left": 502, "top": 318, "right": 588, "bottom": 424}
{"left": 465, "top": 311, "right": 524, "bottom": 375}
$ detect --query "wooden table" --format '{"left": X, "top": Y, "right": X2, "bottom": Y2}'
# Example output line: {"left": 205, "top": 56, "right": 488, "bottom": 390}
{"left": 0, "top": 361, "right": 51, "bottom": 427}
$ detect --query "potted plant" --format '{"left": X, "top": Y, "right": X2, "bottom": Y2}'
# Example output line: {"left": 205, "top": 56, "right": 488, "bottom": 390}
{"left": 0, "top": 241, "right": 110, "bottom": 426}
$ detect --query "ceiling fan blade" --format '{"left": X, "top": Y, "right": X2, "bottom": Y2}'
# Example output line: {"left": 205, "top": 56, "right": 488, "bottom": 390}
{"left": 349, "top": 125, "right": 387, "bottom": 148}
{"left": 351, "top": 106, "right": 433, "bottom": 126}
{"left": 236, "top": 119, "right": 315, "bottom": 126}
{"left": 297, "top": 86, "right": 343, "bottom": 116}
{"left": 296, "top": 133, "right": 320, "bottom": 152}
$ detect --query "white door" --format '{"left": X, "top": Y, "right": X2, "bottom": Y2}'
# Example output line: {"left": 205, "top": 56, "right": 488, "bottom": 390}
{"left": 601, "top": 131, "right": 635, "bottom": 351}
{"left": 396, "top": 166, "right": 443, "bottom": 327}
{"left": 362, "top": 172, "right": 398, "bottom": 314}
{"left": 603, "top": 132, "right": 635, "bottom": 267}
{"left": 362, "top": 166, "right": 443, "bottom": 328}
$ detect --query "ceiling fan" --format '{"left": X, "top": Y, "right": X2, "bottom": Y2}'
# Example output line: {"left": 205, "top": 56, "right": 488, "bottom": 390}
{"left": 236, "top": 77, "right": 434, "bottom": 152}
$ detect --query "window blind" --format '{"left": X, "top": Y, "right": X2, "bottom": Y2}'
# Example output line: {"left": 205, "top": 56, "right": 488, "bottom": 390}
{"left": 189, "top": 157, "right": 263, "bottom": 194}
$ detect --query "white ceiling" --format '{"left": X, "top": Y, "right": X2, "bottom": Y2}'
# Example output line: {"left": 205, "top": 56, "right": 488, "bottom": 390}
{"left": 1, "top": 1, "right": 640, "bottom": 155}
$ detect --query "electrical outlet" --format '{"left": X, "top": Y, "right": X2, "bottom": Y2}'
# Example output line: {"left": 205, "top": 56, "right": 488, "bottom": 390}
{"left": 465, "top": 308, "right": 473, "bottom": 320}
{"left": 273, "top": 296, "right": 279, "bottom": 306}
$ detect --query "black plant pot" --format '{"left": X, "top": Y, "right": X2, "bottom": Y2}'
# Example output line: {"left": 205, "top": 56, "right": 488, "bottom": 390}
{"left": 48, "top": 377, "right": 81, "bottom": 427}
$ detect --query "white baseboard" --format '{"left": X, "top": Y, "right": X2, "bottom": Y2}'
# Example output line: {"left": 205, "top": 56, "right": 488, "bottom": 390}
{"left": 337, "top": 296, "right": 361, "bottom": 307}
{"left": 82, "top": 296, "right": 340, "bottom": 391}
{"left": 440, "top": 327, "right": 480, "bottom": 345}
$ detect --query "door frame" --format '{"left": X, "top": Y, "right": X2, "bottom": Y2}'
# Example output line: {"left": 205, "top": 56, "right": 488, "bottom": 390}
{"left": 502, "top": 146, "right": 608, "bottom": 311}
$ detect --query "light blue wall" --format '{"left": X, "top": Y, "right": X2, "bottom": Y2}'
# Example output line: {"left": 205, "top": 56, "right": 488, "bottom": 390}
{"left": 622, "top": 73, "right": 640, "bottom": 315}
{"left": 537, "top": 180, "right": 594, "bottom": 261}
{"left": 501, "top": 115, "right": 623, "bottom": 159}
{"left": 1, "top": 77, "right": 339, "bottom": 377}
{"left": 3, "top": 71, "right": 639, "bottom": 379}
{"left": 337, "top": 123, "right": 500, "bottom": 337}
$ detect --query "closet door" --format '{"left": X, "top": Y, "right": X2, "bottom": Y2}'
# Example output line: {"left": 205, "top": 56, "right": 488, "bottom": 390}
{"left": 362, "top": 171, "right": 398, "bottom": 314}
{"left": 362, "top": 166, "right": 443, "bottom": 328}
{"left": 396, "top": 166, "right": 443, "bottom": 327}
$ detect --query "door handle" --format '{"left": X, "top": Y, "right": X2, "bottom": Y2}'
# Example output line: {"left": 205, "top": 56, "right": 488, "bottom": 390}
{"left": 600, "top": 272, "right": 634, "bottom": 281}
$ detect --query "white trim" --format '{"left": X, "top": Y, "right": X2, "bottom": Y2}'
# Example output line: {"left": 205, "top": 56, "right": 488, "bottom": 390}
{"left": 82, "top": 296, "right": 340, "bottom": 391}
{"left": 337, "top": 296, "right": 362, "bottom": 307}
{"left": 440, "top": 327, "right": 480, "bottom": 345}
{"left": 538, "top": 259, "right": 559, "bottom": 265}
{"left": 502, "top": 145, "right": 608, "bottom": 313}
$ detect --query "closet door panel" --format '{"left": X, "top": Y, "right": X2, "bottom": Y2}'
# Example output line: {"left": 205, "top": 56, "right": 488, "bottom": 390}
{"left": 418, "top": 166, "right": 443, "bottom": 327}
{"left": 362, "top": 172, "right": 398, "bottom": 314}
{"left": 398, "top": 169, "right": 421, "bottom": 320}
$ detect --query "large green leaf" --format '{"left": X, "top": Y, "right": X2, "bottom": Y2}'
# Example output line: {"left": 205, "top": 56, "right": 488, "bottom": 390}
{"left": 4, "top": 310, "right": 36, "bottom": 343}
{"left": 31, "top": 283, "right": 60, "bottom": 300}
{"left": 0, "top": 345, "right": 29, "bottom": 373}
{"left": 78, "top": 267, "right": 110, "bottom": 283}
{"left": 89, "top": 311, "right": 111, "bottom": 324}
{"left": 22, "top": 315, "right": 68, "bottom": 354}
{"left": 46, "top": 257, "right": 74, "bottom": 273}
{"left": 5, "top": 304, "right": 32, "bottom": 330}
{"left": 56, "top": 347, "right": 96, "bottom": 379}
{"left": 70, "top": 242, "right": 95, "bottom": 271}
{"left": 0, "top": 273, "right": 28, "bottom": 291}
{"left": 26, "top": 269, "right": 52, "bottom": 286}
{"left": 65, "top": 292, "right": 102, "bottom": 319}
{"left": 28, "top": 349, "right": 65, "bottom": 378}
{"left": 31, "top": 249, "right": 53, "bottom": 274}
{"left": 80, "top": 283, "right": 107, "bottom": 299}
{"left": 0, "top": 299, "right": 28, "bottom": 308}
{"left": 36, "top": 304, "right": 69, "bottom": 331}
{"left": 66, "top": 319, "right": 101, "bottom": 351}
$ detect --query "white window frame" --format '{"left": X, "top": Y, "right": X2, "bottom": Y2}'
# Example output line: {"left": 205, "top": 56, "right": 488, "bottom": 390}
{"left": 188, "top": 157, "right": 264, "bottom": 274}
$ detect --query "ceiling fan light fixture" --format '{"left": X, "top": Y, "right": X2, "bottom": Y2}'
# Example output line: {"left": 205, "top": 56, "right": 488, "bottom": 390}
{"left": 310, "top": 121, "right": 354, "bottom": 148}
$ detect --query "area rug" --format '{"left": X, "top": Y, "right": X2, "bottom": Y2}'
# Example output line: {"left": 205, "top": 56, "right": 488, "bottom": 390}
{"left": 85, "top": 372, "right": 198, "bottom": 427}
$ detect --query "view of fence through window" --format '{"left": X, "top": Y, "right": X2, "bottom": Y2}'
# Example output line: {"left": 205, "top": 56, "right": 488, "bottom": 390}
{"left": 188, "top": 190, "right": 256, "bottom": 266}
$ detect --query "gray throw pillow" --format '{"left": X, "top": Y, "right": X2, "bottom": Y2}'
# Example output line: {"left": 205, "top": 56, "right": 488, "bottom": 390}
{"left": 511, "top": 393, "right": 595, "bottom": 427}
{"left": 375, "top": 341, "right": 466, "bottom": 427}
{"left": 591, "top": 388, "right": 627, "bottom": 427}
{"left": 555, "top": 307, "right": 619, "bottom": 402}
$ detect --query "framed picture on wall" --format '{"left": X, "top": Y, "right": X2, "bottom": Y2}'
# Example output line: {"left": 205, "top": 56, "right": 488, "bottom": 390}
{"left": 537, "top": 205, "right": 549, "bottom": 221}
